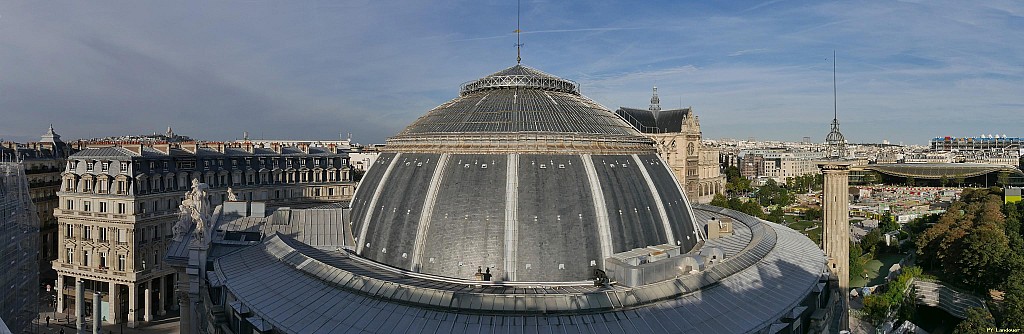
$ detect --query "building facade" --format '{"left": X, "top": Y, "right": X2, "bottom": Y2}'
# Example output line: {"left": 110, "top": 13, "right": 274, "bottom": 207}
{"left": 0, "top": 162, "right": 40, "bottom": 332}
{"left": 615, "top": 87, "right": 726, "bottom": 203}
{"left": 737, "top": 149, "right": 825, "bottom": 184}
{"left": 53, "top": 141, "right": 356, "bottom": 327}
{"left": 1, "top": 126, "right": 73, "bottom": 283}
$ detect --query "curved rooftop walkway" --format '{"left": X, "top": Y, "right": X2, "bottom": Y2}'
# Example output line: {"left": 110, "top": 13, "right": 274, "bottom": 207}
{"left": 912, "top": 280, "right": 986, "bottom": 319}
{"left": 211, "top": 205, "right": 826, "bottom": 333}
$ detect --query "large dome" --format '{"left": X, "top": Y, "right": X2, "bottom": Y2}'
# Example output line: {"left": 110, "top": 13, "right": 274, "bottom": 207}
{"left": 349, "top": 64, "right": 704, "bottom": 282}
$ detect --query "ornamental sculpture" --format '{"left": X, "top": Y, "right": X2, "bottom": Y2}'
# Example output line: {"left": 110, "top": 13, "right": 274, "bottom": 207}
{"left": 172, "top": 179, "right": 212, "bottom": 245}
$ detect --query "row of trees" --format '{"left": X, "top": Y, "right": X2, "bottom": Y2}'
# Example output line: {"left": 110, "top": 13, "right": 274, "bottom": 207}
{"left": 709, "top": 194, "right": 785, "bottom": 224}
{"left": 913, "top": 187, "right": 1024, "bottom": 328}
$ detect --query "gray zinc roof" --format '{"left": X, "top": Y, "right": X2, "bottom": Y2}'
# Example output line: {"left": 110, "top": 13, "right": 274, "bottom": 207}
{"left": 211, "top": 206, "right": 826, "bottom": 333}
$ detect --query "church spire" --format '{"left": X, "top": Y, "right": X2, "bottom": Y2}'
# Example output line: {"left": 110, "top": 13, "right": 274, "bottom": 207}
{"left": 649, "top": 86, "right": 661, "bottom": 112}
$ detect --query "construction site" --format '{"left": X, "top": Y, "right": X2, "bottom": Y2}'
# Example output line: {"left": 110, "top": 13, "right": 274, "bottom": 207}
{"left": 0, "top": 162, "right": 40, "bottom": 332}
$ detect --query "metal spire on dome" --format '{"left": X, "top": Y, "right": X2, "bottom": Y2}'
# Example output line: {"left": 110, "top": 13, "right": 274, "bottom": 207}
{"left": 515, "top": 0, "right": 523, "bottom": 64}
{"left": 649, "top": 86, "right": 661, "bottom": 112}
{"left": 825, "top": 51, "right": 847, "bottom": 159}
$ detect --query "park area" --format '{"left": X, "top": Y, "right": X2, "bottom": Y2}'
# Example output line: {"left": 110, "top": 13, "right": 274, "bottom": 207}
{"left": 851, "top": 253, "right": 905, "bottom": 287}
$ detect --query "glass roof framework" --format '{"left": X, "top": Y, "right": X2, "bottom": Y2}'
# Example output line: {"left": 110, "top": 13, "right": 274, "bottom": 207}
{"left": 865, "top": 163, "right": 1024, "bottom": 179}
{"left": 389, "top": 65, "right": 652, "bottom": 154}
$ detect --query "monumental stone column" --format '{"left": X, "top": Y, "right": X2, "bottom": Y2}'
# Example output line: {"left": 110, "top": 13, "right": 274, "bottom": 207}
{"left": 819, "top": 162, "right": 851, "bottom": 330}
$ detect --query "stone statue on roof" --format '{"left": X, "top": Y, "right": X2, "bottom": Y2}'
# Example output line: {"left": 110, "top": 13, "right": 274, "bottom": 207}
{"left": 226, "top": 187, "right": 238, "bottom": 201}
{"left": 174, "top": 179, "right": 212, "bottom": 246}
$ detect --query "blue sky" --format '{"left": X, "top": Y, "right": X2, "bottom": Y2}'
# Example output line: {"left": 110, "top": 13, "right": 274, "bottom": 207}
{"left": 1, "top": 1, "right": 1022, "bottom": 145}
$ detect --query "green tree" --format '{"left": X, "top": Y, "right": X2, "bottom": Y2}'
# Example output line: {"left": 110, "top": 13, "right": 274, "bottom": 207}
{"left": 940, "top": 175, "right": 949, "bottom": 187}
{"left": 954, "top": 174, "right": 966, "bottom": 187}
{"left": 804, "top": 207, "right": 822, "bottom": 221}
{"left": 998, "top": 171, "right": 1011, "bottom": 187}
{"left": 849, "top": 241, "right": 865, "bottom": 281}
{"left": 862, "top": 229, "right": 882, "bottom": 256}
{"left": 954, "top": 223, "right": 1011, "bottom": 292}
{"left": 954, "top": 307, "right": 995, "bottom": 334}
{"left": 1001, "top": 272, "right": 1024, "bottom": 328}
{"left": 766, "top": 207, "right": 784, "bottom": 224}
{"left": 710, "top": 194, "right": 728, "bottom": 208}
{"left": 879, "top": 213, "right": 899, "bottom": 234}
{"left": 906, "top": 176, "right": 915, "bottom": 186}
{"left": 724, "top": 166, "right": 752, "bottom": 194}
{"left": 351, "top": 168, "right": 366, "bottom": 182}
{"left": 756, "top": 179, "right": 793, "bottom": 207}
{"left": 861, "top": 294, "right": 890, "bottom": 325}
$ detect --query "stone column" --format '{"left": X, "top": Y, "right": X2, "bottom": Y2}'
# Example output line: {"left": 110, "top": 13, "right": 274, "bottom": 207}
{"left": 56, "top": 275, "right": 65, "bottom": 312}
{"left": 75, "top": 279, "right": 84, "bottom": 332}
{"left": 819, "top": 162, "right": 851, "bottom": 330}
{"left": 158, "top": 276, "right": 167, "bottom": 316}
{"left": 108, "top": 283, "right": 119, "bottom": 325}
{"left": 127, "top": 283, "right": 138, "bottom": 328}
{"left": 144, "top": 282, "right": 153, "bottom": 322}
{"left": 177, "top": 271, "right": 191, "bottom": 334}
{"left": 93, "top": 291, "right": 101, "bottom": 334}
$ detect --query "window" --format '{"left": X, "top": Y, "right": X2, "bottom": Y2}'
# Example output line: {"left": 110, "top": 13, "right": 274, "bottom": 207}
{"left": 86, "top": 162, "right": 95, "bottom": 171}
{"left": 66, "top": 248, "right": 74, "bottom": 263}
{"left": 99, "top": 202, "right": 108, "bottom": 213}
{"left": 120, "top": 162, "right": 128, "bottom": 173}
{"left": 99, "top": 252, "right": 107, "bottom": 268}
{"left": 83, "top": 201, "right": 91, "bottom": 212}
{"left": 65, "top": 224, "right": 74, "bottom": 238}
{"left": 82, "top": 250, "right": 90, "bottom": 266}
{"left": 101, "top": 162, "right": 109, "bottom": 171}
{"left": 99, "top": 228, "right": 107, "bottom": 242}
{"left": 117, "top": 203, "right": 126, "bottom": 214}
{"left": 84, "top": 226, "right": 91, "bottom": 240}
{"left": 117, "top": 254, "right": 126, "bottom": 271}
{"left": 66, "top": 200, "right": 74, "bottom": 210}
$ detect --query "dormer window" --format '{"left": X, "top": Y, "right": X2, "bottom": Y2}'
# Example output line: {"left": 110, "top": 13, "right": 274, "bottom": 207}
{"left": 86, "top": 162, "right": 95, "bottom": 171}
{"left": 101, "top": 162, "right": 109, "bottom": 172}
{"left": 120, "top": 162, "right": 128, "bottom": 173}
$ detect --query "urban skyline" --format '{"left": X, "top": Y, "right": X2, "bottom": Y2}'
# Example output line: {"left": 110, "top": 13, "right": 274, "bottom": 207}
{"left": 2, "top": 1, "right": 1022, "bottom": 145}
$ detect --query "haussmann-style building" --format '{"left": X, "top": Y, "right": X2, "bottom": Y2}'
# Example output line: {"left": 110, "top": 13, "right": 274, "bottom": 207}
{"left": 54, "top": 140, "right": 356, "bottom": 327}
